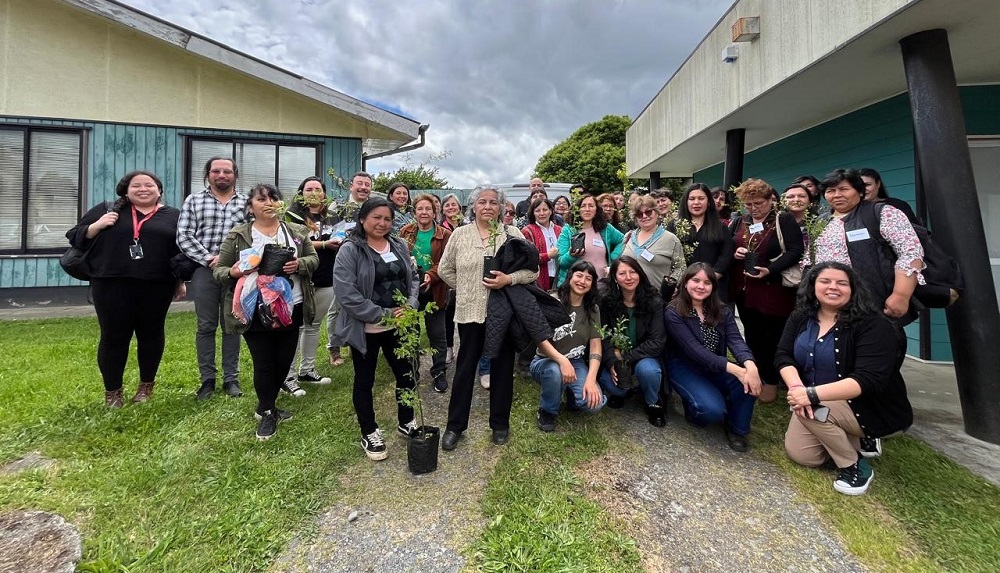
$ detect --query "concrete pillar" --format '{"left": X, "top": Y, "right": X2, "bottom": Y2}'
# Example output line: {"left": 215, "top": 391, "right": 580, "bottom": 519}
{"left": 649, "top": 171, "right": 661, "bottom": 192}
{"left": 900, "top": 29, "right": 1000, "bottom": 444}
{"left": 723, "top": 129, "right": 745, "bottom": 191}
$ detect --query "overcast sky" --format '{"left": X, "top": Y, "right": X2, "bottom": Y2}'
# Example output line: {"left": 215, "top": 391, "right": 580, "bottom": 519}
{"left": 121, "top": 0, "right": 732, "bottom": 188}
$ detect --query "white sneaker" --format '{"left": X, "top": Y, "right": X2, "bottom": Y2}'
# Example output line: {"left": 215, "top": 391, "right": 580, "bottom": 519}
{"left": 298, "top": 371, "right": 332, "bottom": 385}
{"left": 281, "top": 376, "right": 307, "bottom": 397}
{"left": 480, "top": 373, "right": 491, "bottom": 389}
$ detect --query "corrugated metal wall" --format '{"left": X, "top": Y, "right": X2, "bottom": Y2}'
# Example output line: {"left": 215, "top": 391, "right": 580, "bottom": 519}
{"left": 0, "top": 116, "right": 362, "bottom": 288}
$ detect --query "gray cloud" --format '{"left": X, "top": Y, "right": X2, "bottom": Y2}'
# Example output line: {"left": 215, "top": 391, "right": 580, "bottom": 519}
{"left": 122, "top": 0, "right": 730, "bottom": 187}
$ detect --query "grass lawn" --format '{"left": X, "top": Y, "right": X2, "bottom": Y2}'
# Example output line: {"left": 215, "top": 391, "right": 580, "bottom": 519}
{"left": 1, "top": 312, "right": 999, "bottom": 572}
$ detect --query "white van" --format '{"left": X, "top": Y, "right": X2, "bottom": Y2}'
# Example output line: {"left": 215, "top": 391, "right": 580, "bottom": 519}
{"left": 499, "top": 182, "right": 576, "bottom": 212}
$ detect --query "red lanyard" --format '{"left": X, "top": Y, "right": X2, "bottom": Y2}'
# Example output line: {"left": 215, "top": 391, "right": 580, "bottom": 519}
{"left": 132, "top": 205, "right": 160, "bottom": 241}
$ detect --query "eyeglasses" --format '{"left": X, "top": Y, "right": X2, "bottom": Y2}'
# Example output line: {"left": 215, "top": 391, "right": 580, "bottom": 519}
{"left": 635, "top": 209, "right": 656, "bottom": 219}
{"left": 504, "top": 210, "right": 515, "bottom": 216}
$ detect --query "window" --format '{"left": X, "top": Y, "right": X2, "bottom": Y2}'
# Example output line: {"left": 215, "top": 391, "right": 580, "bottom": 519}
{"left": 186, "top": 138, "right": 321, "bottom": 196}
{"left": 0, "top": 128, "right": 82, "bottom": 253}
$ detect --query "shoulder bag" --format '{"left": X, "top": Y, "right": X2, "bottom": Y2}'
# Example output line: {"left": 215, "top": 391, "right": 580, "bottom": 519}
{"left": 772, "top": 214, "right": 802, "bottom": 288}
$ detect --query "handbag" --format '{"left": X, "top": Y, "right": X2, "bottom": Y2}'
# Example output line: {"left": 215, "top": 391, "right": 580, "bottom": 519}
{"left": 258, "top": 224, "right": 297, "bottom": 277}
{"left": 773, "top": 214, "right": 802, "bottom": 288}
{"left": 59, "top": 200, "right": 114, "bottom": 281}
{"left": 59, "top": 246, "right": 93, "bottom": 281}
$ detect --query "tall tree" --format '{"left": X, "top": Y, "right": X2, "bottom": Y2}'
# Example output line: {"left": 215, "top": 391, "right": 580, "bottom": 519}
{"left": 535, "top": 115, "right": 631, "bottom": 196}
{"left": 371, "top": 162, "right": 449, "bottom": 193}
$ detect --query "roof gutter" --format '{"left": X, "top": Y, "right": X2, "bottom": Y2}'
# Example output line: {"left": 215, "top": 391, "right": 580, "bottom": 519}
{"left": 362, "top": 124, "right": 430, "bottom": 171}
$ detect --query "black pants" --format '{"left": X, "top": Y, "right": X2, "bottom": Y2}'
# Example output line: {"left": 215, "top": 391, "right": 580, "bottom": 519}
{"left": 91, "top": 278, "right": 174, "bottom": 391}
{"left": 444, "top": 289, "right": 457, "bottom": 348}
{"left": 350, "top": 329, "right": 415, "bottom": 436}
{"left": 448, "top": 322, "right": 515, "bottom": 433}
{"left": 242, "top": 305, "right": 303, "bottom": 413}
{"left": 735, "top": 304, "right": 788, "bottom": 385}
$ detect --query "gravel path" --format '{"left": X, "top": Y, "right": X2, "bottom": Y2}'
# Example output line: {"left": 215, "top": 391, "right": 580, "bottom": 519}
{"left": 272, "top": 366, "right": 866, "bottom": 573}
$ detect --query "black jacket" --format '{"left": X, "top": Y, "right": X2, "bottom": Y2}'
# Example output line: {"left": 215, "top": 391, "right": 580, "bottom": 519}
{"left": 774, "top": 311, "right": 913, "bottom": 438}
{"left": 484, "top": 236, "right": 570, "bottom": 357}
{"left": 598, "top": 295, "right": 665, "bottom": 371}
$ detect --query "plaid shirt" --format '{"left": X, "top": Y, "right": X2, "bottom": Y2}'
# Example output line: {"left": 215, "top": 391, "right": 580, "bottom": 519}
{"left": 176, "top": 188, "right": 248, "bottom": 263}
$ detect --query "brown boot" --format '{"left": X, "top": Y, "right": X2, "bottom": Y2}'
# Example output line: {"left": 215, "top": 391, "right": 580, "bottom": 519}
{"left": 132, "top": 382, "right": 155, "bottom": 404}
{"left": 105, "top": 388, "right": 124, "bottom": 409}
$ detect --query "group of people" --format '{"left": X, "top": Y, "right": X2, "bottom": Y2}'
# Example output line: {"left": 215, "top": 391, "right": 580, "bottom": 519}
{"left": 68, "top": 164, "right": 921, "bottom": 496}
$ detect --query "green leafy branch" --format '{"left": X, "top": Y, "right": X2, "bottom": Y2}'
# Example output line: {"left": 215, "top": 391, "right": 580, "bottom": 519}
{"left": 598, "top": 316, "right": 632, "bottom": 354}
{"left": 381, "top": 289, "right": 438, "bottom": 438}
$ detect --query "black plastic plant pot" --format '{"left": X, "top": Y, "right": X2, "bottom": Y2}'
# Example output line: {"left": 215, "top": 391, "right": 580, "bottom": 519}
{"left": 482, "top": 256, "right": 499, "bottom": 281}
{"left": 614, "top": 359, "right": 637, "bottom": 391}
{"left": 570, "top": 232, "right": 586, "bottom": 254}
{"left": 743, "top": 252, "right": 760, "bottom": 275}
{"left": 407, "top": 426, "right": 440, "bottom": 475}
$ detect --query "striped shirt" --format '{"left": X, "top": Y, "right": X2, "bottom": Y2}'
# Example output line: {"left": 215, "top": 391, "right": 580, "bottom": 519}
{"left": 176, "top": 188, "right": 248, "bottom": 263}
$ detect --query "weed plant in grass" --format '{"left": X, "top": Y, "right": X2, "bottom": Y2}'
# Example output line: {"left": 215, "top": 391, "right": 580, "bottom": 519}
{"left": 0, "top": 313, "right": 363, "bottom": 572}
{"left": 471, "top": 379, "right": 643, "bottom": 573}
{"left": 752, "top": 399, "right": 1000, "bottom": 573}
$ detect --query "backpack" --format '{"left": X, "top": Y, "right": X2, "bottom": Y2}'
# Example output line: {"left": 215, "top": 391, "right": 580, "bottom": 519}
{"left": 860, "top": 203, "right": 963, "bottom": 308}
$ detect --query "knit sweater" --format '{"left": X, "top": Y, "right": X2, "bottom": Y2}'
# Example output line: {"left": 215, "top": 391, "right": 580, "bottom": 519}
{"left": 438, "top": 223, "right": 538, "bottom": 324}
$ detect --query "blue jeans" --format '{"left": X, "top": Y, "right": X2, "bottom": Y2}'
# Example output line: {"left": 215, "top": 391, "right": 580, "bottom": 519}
{"left": 478, "top": 356, "right": 491, "bottom": 376}
{"left": 668, "top": 357, "right": 755, "bottom": 436}
{"left": 530, "top": 356, "right": 607, "bottom": 415}
{"left": 598, "top": 357, "right": 662, "bottom": 406}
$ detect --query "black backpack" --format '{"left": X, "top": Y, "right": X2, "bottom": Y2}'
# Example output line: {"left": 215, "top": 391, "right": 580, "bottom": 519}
{"left": 859, "top": 203, "right": 964, "bottom": 308}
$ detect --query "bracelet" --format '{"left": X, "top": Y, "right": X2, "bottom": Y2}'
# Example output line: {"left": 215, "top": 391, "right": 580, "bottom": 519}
{"left": 805, "top": 386, "right": 821, "bottom": 406}
{"left": 588, "top": 353, "right": 602, "bottom": 362}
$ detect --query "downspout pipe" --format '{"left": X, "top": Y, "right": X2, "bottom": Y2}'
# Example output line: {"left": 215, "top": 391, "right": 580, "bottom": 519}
{"left": 361, "top": 124, "right": 430, "bottom": 171}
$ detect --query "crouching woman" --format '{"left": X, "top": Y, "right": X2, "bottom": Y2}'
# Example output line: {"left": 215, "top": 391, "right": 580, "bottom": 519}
{"left": 777, "top": 262, "right": 912, "bottom": 496}
{"left": 664, "top": 263, "right": 761, "bottom": 451}
{"left": 530, "top": 261, "right": 607, "bottom": 432}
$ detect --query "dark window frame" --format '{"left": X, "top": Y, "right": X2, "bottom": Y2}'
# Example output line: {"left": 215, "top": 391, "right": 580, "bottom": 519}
{"left": 0, "top": 125, "right": 85, "bottom": 256}
{"left": 182, "top": 136, "right": 324, "bottom": 197}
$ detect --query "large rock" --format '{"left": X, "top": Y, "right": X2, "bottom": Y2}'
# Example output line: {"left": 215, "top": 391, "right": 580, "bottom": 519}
{"left": 0, "top": 511, "right": 82, "bottom": 573}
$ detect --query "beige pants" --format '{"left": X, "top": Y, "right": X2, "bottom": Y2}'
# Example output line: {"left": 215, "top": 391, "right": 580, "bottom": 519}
{"left": 784, "top": 399, "right": 864, "bottom": 469}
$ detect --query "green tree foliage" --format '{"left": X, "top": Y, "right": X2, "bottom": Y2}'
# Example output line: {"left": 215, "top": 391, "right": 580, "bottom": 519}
{"left": 535, "top": 115, "right": 632, "bottom": 196}
{"left": 371, "top": 153, "right": 449, "bottom": 192}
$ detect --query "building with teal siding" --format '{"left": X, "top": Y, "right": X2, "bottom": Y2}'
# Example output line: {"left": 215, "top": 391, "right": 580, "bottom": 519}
{"left": 627, "top": 0, "right": 1000, "bottom": 363}
{"left": 0, "top": 0, "right": 422, "bottom": 297}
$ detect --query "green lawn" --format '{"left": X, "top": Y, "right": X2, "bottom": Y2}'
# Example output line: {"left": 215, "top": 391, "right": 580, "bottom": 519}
{"left": 1, "top": 313, "right": 999, "bottom": 572}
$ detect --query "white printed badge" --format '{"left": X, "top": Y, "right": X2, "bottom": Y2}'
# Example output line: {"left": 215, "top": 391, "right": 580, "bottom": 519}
{"left": 748, "top": 222, "right": 764, "bottom": 234}
{"left": 846, "top": 228, "right": 871, "bottom": 242}
{"left": 380, "top": 251, "right": 399, "bottom": 263}
{"left": 592, "top": 238, "right": 604, "bottom": 248}
{"left": 639, "top": 248, "right": 655, "bottom": 262}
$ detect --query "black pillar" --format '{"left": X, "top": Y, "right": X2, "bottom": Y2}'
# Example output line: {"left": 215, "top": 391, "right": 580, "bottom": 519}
{"left": 723, "top": 128, "right": 746, "bottom": 191}
{"left": 649, "top": 171, "right": 661, "bottom": 192}
{"left": 901, "top": 29, "right": 1000, "bottom": 444}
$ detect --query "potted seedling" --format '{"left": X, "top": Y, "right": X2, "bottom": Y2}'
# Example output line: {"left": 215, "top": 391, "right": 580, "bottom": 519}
{"left": 482, "top": 218, "right": 502, "bottom": 281}
{"left": 599, "top": 316, "right": 636, "bottom": 391}
{"left": 383, "top": 290, "right": 440, "bottom": 474}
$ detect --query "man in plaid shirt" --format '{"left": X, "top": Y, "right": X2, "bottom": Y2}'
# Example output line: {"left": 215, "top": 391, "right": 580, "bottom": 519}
{"left": 176, "top": 157, "right": 248, "bottom": 400}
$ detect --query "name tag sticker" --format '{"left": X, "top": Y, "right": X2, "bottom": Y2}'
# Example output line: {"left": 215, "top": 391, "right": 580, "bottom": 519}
{"left": 846, "top": 228, "right": 871, "bottom": 242}
{"left": 592, "top": 238, "right": 604, "bottom": 248}
{"left": 639, "top": 248, "right": 655, "bottom": 262}
{"left": 344, "top": 221, "right": 357, "bottom": 231}
{"left": 748, "top": 222, "right": 764, "bottom": 234}
{"left": 380, "top": 251, "right": 398, "bottom": 263}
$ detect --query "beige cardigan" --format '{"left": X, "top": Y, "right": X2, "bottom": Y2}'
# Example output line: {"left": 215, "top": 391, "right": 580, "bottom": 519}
{"left": 438, "top": 223, "right": 538, "bottom": 324}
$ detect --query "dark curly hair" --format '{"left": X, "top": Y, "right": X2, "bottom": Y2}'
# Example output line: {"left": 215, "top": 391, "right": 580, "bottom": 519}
{"left": 602, "top": 256, "right": 661, "bottom": 320}
{"left": 795, "top": 261, "right": 882, "bottom": 324}
{"left": 558, "top": 260, "right": 600, "bottom": 323}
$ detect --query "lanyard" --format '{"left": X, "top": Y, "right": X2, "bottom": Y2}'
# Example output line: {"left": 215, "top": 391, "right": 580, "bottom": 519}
{"left": 131, "top": 205, "right": 160, "bottom": 242}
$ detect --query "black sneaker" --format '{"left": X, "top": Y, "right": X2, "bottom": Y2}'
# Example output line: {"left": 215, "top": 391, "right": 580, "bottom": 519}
{"left": 433, "top": 376, "right": 448, "bottom": 393}
{"left": 834, "top": 457, "right": 874, "bottom": 495}
{"left": 397, "top": 419, "right": 420, "bottom": 438}
{"left": 195, "top": 380, "right": 215, "bottom": 400}
{"left": 281, "top": 377, "right": 306, "bottom": 397}
{"left": 222, "top": 381, "right": 243, "bottom": 397}
{"left": 361, "top": 429, "right": 388, "bottom": 460}
{"left": 646, "top": 403, "right": 667, "bottom": 428}
{"left": 859, "top": 437, "right": 882, "bottom": 459}
{"left": 256, "top": 410, "right": 280, "bottom": 441}
{"left": 254, "top": 408, "right": 293, "bottom": 422}
{"left": 298, "top": 371, "right": 332, "bottom": 385}
{"left": 537, "top": 409, "right": 556, "bottom": 432}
